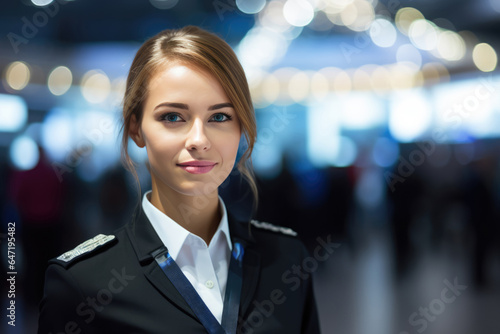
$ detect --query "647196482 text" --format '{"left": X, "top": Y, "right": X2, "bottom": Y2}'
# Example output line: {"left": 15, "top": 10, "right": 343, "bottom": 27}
{"left": 6, "top": 222, "right": 17, "bottom": 327}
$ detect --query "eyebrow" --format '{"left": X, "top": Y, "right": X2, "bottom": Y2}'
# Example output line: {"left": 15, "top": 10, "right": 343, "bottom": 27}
{"left": 154, "top": 102, "right": 188, "bottom": 110}
{"left": 208, "top": 102, "right": 234, "bottom": 111}
{"left": 153, "top": 102, "right": 234, "bottom": 111}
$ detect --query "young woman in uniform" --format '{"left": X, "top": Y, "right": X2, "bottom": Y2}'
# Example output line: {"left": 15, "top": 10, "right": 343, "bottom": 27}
{"left": 38, "top": 26, "right": 320, "bottom": 334}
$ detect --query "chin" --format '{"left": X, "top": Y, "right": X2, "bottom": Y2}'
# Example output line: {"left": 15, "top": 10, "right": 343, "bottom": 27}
{"left": 173, "top": 181, "right": 220, "bottom": 198}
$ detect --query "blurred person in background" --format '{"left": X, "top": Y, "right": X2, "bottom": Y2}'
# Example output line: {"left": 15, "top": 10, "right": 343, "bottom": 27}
{"left": 8, "top": 146, "right": 67, "bottom": 307}
{"left": 38, "top": 26, "right": 319, "bottom": 333}
{"left": 465, "top": 155, "right": 499, "bottom": 288}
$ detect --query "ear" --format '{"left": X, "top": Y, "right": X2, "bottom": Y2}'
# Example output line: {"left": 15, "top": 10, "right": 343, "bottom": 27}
{"left": 129, "top": 114, "right": 145, "bottom": 148}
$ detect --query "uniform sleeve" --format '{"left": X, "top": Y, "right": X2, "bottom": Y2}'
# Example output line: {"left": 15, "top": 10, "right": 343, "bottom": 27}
{"left": 300, "top": 244, "right": 321, "bottom": 334}
{"left": 38, "top": 264, "right": 89, "bottom": 334}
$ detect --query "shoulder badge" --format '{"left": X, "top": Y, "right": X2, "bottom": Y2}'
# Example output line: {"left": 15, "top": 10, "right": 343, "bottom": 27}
{"left": 250, "top": 220, "right": 298, "bottom": 237}
{"left": 57, "top": 234, "right": 116, "bottom": 263}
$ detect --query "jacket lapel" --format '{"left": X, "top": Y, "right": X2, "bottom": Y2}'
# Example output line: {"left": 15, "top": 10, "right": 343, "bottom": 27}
{"left": 125, "top": 203, "right": 263, "bottom": 320}
{"left": 125, "top": 204, "right": 197, "bottom": 319}
{"left": 228, "top": 213, "right": 262, "bottom": 317}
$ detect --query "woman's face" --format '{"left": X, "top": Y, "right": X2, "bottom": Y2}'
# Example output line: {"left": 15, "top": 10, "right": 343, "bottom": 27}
{"left": 131, "top": 62, "right": 241, "bottom": 197}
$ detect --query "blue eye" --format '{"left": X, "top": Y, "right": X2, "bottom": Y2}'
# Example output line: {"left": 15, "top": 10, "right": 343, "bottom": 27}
{"left": 161, "top": 113, "right": 183, "bottom": 122}
{"left": 167, "top": 114, "right": 179, "bottom": 122}
{"left": 210, "top": 113, "right": 231, "bottom": 122}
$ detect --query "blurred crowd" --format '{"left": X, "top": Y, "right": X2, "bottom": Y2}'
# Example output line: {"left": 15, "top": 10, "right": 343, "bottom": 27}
{"left": 1, "top": 137, "right": 499, "bottom": 333}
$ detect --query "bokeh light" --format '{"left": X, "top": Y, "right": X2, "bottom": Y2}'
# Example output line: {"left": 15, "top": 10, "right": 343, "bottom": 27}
{"left": 341, "top": 0, "right": 375, "bottom": 31}
{"left": 436, "top": 30, "right": 466, "bottom": 61}
{"left": 31, "top": 0, "right": 54, "bottom": 6}
{"left": 389, "top": 63, "right": 420, "bottom": 89}
{"left": 421, "top": 62, "right": 450, "bottom": 85}
{"left": 340, "top": 93, "right": 385, "bottom": 130}
{"left": 81, "top": 70, "right": 111, "bottom": 104}
{"left": 238, "top": 27, "right": 289, "bottom": 69}
{"left": 5, "top": 61, "right": 31, "bottom": 91}
{"left": 288, "top": 71, "right": 310, "bottom": 103}
{"left": 333, "top": 70, "right": 352, "bottom": 94}
{"left": 472, "top": 43, "right": 498, "bottom": 72}
{"left": 395, "top": 7, "right": 425, "bottom": 36}
{"left": 324, "top": 0, "right": 354, "bottom": 16}
{"left": 307, "top": 98, "right": 341, "bottom": 167}
{"left": 261, "top": 73, "right": 280, "bottom": 106}
{"left": 236, "top": 0, "right": 266, "bottom": 14}
{"left": 369, "top": 18, "right": 397, "bottom": 48}
{"left": 352, "top": 67, "right": 372, "bottom": 91}
{"left": 409, "top": 19, "right": 438, "bottom": 51}
{"left": 247, "top": 69, "right": 267, "bottom": 108}
{"left": 371, "top": 66, "right": 392, "bottom": 94}
{"left": 259, "top": 1, "right": 292, "bottom": 33}
{"left": 308, "top": 0, "right": 328, "bottom": 11}
{"left": 273, "top": 67, "right": 299, "bottom": 105}
{"left": 340, "top": 2, "right": 358, "bottom": 26}
{"left": 310, "top": 71, "right": 329, "bottom": 101}
{"left": 0, "top": 94, "right": 28, "bottom": 132}
{"left": 10, "top": 135, "right": 40, "bottom": 170}
{"left": 48, "top": 66, "right": 73, "bottom": 96}
{"left": 110, "top": 77, "right": 127, "bottom": 106}
{"left": 389, "top": 90, "right": 433, "bottom": 142}
{"left": 149, "top": 0, "right": 178, "bottom": 10}
{"left": 41, "top": 109, "right": 74, "bottom": 161}
{"left": 283, "top": 0, "right": 315, "bottom": 27}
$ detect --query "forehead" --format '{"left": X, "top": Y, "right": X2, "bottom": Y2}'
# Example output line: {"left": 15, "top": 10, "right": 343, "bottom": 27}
{"left": 147, "top": 62, "right": 227, "bottom": 100}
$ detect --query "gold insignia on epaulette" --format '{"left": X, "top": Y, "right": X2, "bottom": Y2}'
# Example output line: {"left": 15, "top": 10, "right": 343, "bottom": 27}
{"left": 57, "top": 234, "right": 115, "bottom": 262}
{"left": 250, "top": 220, "right": 298, "bottom": 236}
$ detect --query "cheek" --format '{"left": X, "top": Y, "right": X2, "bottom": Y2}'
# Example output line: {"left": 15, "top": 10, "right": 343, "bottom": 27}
{"left": 143, "top": 128, "right": 182, "bottom": 160}
{"left": 217, "top": 131, "right": 241, "bottom": 162}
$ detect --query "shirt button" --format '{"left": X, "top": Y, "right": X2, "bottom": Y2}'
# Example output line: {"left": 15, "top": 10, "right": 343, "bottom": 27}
{"left": 205, "top": 280, "right": 214, "bottom": 289}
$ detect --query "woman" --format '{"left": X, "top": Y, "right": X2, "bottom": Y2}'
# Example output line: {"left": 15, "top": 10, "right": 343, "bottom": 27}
{"left": 38, "top": 26, "right": 320, "bottom": 334}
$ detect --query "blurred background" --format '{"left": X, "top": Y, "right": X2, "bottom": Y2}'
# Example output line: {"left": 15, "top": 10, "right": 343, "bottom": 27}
{"left": 1, "top": 0, "right": 500, "bottom": 333}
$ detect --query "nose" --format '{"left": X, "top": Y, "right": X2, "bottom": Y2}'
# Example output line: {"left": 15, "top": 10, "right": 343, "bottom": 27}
{"left": 185, "top": 118, "right": 211, "bottom": 151}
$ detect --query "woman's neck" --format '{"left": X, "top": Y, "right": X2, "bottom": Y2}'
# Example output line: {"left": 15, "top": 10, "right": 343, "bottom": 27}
{"left": 149, "top": 183, "right": 221, "bottom": 246}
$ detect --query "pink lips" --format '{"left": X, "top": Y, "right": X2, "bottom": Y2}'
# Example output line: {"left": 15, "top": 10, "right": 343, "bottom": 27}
{"left": 177, "top": 160, "right": 217, "bottom": 174}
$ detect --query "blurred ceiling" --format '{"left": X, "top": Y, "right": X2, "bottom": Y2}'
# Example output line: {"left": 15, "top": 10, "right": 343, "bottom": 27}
{"left": 1, "top": 0, "right": 499, "bottom": 48}
{"left": 0, "top": 0, "right": 499, "bottom": 95}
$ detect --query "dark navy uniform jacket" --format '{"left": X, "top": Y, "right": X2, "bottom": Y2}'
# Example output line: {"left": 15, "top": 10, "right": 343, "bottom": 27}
{"left": 38, "top": 206, "right": 320, "bottom": 333}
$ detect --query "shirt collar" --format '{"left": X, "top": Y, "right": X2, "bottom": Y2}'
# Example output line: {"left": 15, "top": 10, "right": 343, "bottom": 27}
{"left": 141, "top": 191, "right": 232, "bottom": 260}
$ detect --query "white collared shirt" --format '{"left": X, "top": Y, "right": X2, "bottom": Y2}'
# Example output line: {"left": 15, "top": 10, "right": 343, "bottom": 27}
{"left": 142, "top": 191, "right": 232, "bottom": 323}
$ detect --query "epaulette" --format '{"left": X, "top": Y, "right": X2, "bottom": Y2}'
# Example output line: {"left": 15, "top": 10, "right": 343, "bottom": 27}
{"left": 250, "top": 220, "right": 298, "bottom": 237}
{"left": 50, "top": 234, "right": 116, "bottom": 267}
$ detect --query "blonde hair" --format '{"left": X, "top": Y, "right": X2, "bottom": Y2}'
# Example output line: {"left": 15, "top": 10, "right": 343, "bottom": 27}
{"left": 120, "top": 26, "right": 258, "bottom": 202}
